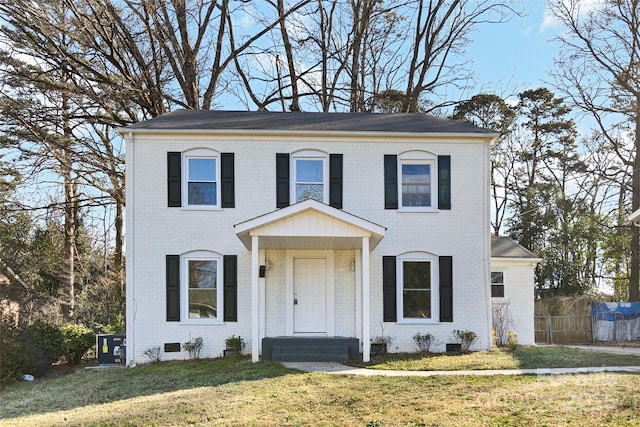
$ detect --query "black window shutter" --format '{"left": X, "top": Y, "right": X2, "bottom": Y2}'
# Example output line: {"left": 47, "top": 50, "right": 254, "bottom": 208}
{"left": 167, "top": 152, "right": 182, "bottom": 207}
{"left": 223, "top": 255, "right": 237, "bottom": 322}
{"left": 276, "top": 153, "right": 290, "bottom": 208}
{"left": 329, "top": 154, "right": 343, "bottom": 209}
{"left": 439, "top": 256, "right": 453, "bottom": 322}
{"left": 166, "top": 255, "right": 180, "bottom": 321}
{"left": 438, "top": 155, "right": 451, "bottom": 210}
{"left": 384, "top": 155, "right": 398, "bottom": 209}
{"left": 382, "top": 256, "right": 397, "bottom": 322}
{"left": 221, "top": 153, "right": 235, "bottom": 208}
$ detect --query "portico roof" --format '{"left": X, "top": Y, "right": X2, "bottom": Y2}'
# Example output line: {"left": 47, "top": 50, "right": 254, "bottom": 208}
{"left": 234, "top": 200, "right": 386, "bottom": 250}
{"left": 629, "top": 208, "right": 640, "bottom": 224}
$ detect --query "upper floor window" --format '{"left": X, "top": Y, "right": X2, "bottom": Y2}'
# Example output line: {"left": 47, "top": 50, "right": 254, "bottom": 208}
{"left": 384, "top": 152, "right": 450, "bottom": 211}
{"left": 183, "top": 149, "right": 220, "bottom": 208}
{"left": 292, "top": 151, "right": 328, "bottom": 203}
{"left": 399, "top": 151, "right": 436, "bottom": 210}
{"left": 276, "top": 152, "right": 342, "bottom": 209}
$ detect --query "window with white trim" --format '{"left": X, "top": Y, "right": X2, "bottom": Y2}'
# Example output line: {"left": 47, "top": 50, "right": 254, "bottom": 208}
{"left": 292, "top": 150, "right": 328, "bottom": 203}
{"left": 399, "top": 151, "right": 436, "bottom": 210}
{"left": 182, "top": 251, "right": 223, "bottom": 322}
{"left": 491, "top": 271, "right": 505, "bottom": 299}
{"left": 183, "top": 149, "right": 219, "bottom": 208}
{"left": 397, "top": 252, "right": 438, "bottom": 322}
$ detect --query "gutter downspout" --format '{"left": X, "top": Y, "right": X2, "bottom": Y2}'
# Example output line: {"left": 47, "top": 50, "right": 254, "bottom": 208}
{"left": 125, "top": 131, "right": 136, "bottom": 366}
{"left": 483, "top": 138, "right": 493, "bottom": 350}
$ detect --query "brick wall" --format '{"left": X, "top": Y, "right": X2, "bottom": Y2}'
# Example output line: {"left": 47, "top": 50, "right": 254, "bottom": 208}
{"left": 126, "top": 132, "right": 491, "bottom": 362}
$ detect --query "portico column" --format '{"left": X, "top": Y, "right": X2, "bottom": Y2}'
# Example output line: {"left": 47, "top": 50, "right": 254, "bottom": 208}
{"left": 362, "top": 236, "right": 370, "bottom": 362}
{"left": 251, "top": 235, "right": 260, "bottom": 362}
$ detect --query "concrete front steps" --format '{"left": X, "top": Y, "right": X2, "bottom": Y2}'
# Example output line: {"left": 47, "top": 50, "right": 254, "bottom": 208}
{"left": 262, "top": 337, "right": 360, "bottom": 362}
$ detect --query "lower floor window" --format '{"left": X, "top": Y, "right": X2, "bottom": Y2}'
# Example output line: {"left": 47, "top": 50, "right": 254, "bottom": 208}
{"left": 402, "top": 261, "right": 431, "bottom": 318}
{"left": 491, "top": 271, "right": 505, "bottom": 298}
{"left": 184, "top": 253, "right": 222, "bottom": 320}
{"left": 397, "top": 253, "right": 437, "bottom": 321}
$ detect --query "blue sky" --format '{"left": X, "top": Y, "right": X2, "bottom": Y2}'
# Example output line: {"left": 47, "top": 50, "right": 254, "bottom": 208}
{"left": 466, "top": 1, "right": 561, "bottom": 99}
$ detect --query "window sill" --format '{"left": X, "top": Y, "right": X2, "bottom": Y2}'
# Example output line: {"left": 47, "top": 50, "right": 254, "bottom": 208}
{"left": 396, "top": 319, "right": 440, "bottom": 325}
{"left": 179, "top": 206, "right": 222, "bottom": 211}
{"left": 397, "top": 207, "right": 439, "bottom": 213}
{"left": 180, "top": 320, "right": 224, "bottom": 325}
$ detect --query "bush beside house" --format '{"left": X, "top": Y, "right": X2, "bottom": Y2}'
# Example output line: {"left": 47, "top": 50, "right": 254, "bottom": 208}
{"left": 0, "top": 318, "right": 96, "bottom": 384}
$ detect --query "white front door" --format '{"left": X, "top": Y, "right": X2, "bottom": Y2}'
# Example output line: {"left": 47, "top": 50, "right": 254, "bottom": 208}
{"left": 293, "top": 258, "right": 327, "bottom": 334}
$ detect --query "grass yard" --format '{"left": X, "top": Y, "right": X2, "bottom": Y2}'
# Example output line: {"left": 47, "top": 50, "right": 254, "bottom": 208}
{"left": 1, "top": 347, "right": 639, "bottom": 426}
{"left": 355, "top": 345, "right": 640, "bottom": 371}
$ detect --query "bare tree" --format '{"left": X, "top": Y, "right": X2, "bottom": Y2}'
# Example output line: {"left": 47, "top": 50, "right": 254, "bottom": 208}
{"left": 211, "top": 1, "right": 517, "bottom": 112}
{"left": 549, "top": 0, "right": 640, "bottom": 301}
{"left": 401, "top": 0, "right": 516, "bottom": 113}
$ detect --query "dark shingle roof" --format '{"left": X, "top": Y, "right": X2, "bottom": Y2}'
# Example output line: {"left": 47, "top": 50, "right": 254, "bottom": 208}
{"left": 124, "top": 110, "right": 497, "bottom": 135}
{"left": 491, "top": 236, "right": 540, "bottom": 259}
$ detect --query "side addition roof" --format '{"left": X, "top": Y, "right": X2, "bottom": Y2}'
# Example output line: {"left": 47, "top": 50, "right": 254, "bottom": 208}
{"left": 122, "top": 110, "right": 498, "bottom": 136}
{"left": 491, "top": 236, "right": 541, "bottom": 260}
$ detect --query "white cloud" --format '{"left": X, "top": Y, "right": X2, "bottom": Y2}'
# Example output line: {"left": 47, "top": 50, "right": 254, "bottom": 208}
{"left": 539, "top": 0, "right": 606, "bottom": 32}
{"left": 539, "top": 7, "right": 560, "bottom": 32}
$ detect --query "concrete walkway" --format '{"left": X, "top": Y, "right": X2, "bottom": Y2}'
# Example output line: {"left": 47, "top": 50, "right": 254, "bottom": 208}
{"left": 282, "top": 345, "right": 640, "bottom": 376}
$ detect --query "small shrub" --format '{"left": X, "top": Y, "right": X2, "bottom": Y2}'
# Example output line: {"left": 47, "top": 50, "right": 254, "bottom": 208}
{"left": 225, "top": 335, "right": 245, "bottom": 351}
{"left": 507, "top": 331, "right": 519, "bottom": 350}
{"left": 95, "top": 314, "right": 125, "bottom": 334}
{"left": 143, "top": 346, "right": 163, "bottom": 363}
{"left": 413, "top": 332, "right": 436, "bottom": 353}
{"left": 0, "top": 325, "right": 36, "bottom": 384}
{"left": 183, "top": 336, "right": 204, "bottom": 359}
{"left": 371, "top": 335, "right": 394, "bottom": 346}
{"left": 21, "top": 319, "right": 66, "bottom": 375}
{"left": 453, "top": 329, "right": 477, "bottom": 353}
{"left": 492, "top": 302, "right": 514, "bottom": 347}
{"left": 61, "top": 323, "right": 95, "bottom": 365}
{"left": 371, "top": 322, "right": 394, "bottom": 354}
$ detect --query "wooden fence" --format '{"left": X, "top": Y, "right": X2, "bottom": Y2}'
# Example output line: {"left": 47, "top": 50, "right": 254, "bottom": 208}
{"left": 534, "top": 315, "right": 593, "bottom": 344}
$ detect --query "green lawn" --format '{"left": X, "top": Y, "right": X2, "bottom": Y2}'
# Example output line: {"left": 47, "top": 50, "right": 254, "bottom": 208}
{"left": 1, "top": 347, "right": 639, "bottom": 426}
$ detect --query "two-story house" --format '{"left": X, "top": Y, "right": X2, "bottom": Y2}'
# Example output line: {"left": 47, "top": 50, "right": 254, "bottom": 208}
{"left": 121, "top": 110, "right": 501, "bottom": 363}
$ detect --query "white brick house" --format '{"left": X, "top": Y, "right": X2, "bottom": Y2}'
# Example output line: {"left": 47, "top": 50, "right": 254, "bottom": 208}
{"left": 121, "top": 110, "right": 507, "bottom": 364}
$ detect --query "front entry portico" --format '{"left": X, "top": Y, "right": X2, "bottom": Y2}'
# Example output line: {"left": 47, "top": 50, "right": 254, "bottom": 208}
{"left": 234, "top": 199, "right": 385, "bottom": 362}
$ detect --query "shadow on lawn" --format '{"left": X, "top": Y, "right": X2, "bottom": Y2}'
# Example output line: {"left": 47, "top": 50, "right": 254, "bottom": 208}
{"left": 1, "top": 356, "right": 298, "bottom": 420}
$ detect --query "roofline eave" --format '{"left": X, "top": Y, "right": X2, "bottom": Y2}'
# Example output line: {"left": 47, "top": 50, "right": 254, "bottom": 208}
{"left": 116, "top": 127, "right": 499, "bottom": 142}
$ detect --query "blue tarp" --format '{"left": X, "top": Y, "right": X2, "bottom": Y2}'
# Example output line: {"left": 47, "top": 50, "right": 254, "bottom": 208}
{"left": 592, "top": 302, "right": 640, "bottom": 321}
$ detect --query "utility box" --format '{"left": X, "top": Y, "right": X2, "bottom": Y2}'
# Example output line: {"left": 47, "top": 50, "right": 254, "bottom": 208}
{"left": 97, "top": 334, "right": 126, "bottom": 365}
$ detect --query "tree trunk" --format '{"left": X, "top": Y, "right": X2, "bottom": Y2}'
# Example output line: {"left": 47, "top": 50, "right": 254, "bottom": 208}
{"left": 61, "top": 96, "right": 76, "bottom": 320}
{"left": 114, "top": 197, "right": 124, "bottom": 295}
{"left": 277, "top": 0, "right": 300, "bottom": 111}
{"left": 630, "top": 97, "right": 640, "bottom": 302}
